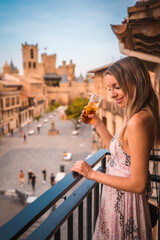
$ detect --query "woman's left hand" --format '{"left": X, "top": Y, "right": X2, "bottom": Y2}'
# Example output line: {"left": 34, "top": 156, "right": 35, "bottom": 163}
{"left": 71, "top": 160, "right": 94, "bottom": 180}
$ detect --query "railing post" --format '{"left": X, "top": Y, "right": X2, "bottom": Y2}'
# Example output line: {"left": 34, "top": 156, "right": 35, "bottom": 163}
{"left": 87, "top": 191, "right": 92, "bottom": 240}
{"left": 94, "top": 183, "right": 99, "bottom": 229}
{"left": 158, "top": 184, "right": 160, "bottom": 240}
{"left": 101, "top": 155, "right": 106, "bottom": 170}
{"left": 54, "top": 229, "right": 60, "bottom": 240}
{"left": 68, "top": 214, "right": 73, "bottom": 240}
{"left": 78, "top": 202, "right": 83, "bottom": 240}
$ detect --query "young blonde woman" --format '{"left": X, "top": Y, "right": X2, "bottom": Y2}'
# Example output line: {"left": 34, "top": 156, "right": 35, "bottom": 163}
{"left": 71, "top": 57, "right": 160, "bottom": 240}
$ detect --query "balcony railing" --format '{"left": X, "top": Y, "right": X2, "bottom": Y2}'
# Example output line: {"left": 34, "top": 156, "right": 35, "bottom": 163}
{"left": 0, "top": 149, "right": 159, "bottom": 240}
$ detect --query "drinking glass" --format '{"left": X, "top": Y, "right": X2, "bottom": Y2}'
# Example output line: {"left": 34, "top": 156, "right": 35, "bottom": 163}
{"left": 82, "top": 93, "right": 102, "bottom": 124}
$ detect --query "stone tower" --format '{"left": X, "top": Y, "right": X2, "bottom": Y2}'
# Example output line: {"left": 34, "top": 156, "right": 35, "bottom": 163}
{"left": 41, "top": 53, "right": 56, "bottom": 74}
{"left": 22, "top": 42, "right": 38, "bottom": 76}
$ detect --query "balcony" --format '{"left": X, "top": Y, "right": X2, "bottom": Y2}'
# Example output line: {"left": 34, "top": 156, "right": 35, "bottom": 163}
{"left": 0, "top": 149, "right": 159, "bottom": 240}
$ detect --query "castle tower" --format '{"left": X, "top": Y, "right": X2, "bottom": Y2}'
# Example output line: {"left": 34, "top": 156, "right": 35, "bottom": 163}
{"left": 3, "top": 62, "right": 11, "bottom": 74}
{"left": 41, "top": 53, "right": 56, "bottom": 74}
{"left": 22, "top": 42, "right": 38, "bottom": 76}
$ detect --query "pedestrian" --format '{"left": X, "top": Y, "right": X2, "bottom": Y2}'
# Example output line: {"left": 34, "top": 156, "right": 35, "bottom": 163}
{"left": 31, "top": 172, "right": 37, "bottom": 191}
{"left": 27, "top": 169, "right": 32, "bottom": 184}
{"left": 71, "top": 57, "right": 160, "bottom": 239}
{"left": 19, "top": 127, "right": 23, "bottom": 137}
{"left": 37, "top": 126, "right": 40, "bottom": 134}
{"left": 50, "top": 173, "right": 55, "bottom": 186}
{"left": 23, "top": 133, "right": 26, "bottom": 142}
{"left": 19, "top": 170, "right": 24, "bottom": 187}
{"left": 11, "top": 129, "right": 13, "bottom": 136}
{"left": 42, "top": 168, "right": 47, "bottom": 183}
{"left": 1, "top": 126, "right": 4, "bottom": 135}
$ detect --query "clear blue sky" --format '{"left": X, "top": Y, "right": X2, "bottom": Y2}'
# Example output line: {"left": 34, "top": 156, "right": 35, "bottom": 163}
{"left": 0, "top": 0, "right": 137, "bottom": 77}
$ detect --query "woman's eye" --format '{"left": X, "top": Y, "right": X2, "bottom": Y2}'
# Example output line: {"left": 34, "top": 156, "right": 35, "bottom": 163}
{"left": 116, "top": 86, "right": 120, "bottom": 90}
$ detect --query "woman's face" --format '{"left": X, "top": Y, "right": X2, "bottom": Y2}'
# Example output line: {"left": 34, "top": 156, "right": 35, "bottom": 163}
{"left": 105, "top": 74, "right": 127, "bottom": 108}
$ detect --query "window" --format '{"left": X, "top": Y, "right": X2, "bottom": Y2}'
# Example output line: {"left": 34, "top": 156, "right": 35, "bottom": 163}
{"left": 11, "top": 97, "right": 15, "bottom": 106}
{"left": 33, "top": 62, "right": 36, "bottom": 69}
{"left": 16, "top": 96, "right": 19, "bottom": 104}
{"left": 28, "top": 62, "right": 31, "bottom": 68}
{"left": 30, "top": 49, "right": 34, "bottom": 59}
{"left": 0, "top": 99, "right": 3, "bottom": 108}
{"left": 6, "top": 98, "right": 9, "bottom": 107}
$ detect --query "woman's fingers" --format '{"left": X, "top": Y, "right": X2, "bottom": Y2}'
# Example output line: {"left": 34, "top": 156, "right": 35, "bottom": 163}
{"left": 71, "top": 160, "right": 93, "bottom": 179}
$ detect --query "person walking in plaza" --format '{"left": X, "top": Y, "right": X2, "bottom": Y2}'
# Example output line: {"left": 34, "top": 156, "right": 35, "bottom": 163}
{"left": 71, "top": 57, "right": 160, "bottom": 239}
{"left": 50, "top": 173, "right": 55, "bottom": 187}
{"left": 27, "top": 169, "right": 32, "bottom": 184}
{"left": 42, "top": 168, "right": 47, "bottom": 183}
{"left": 23, "top": 133, "right": 26, "bottom": 142}
{"left": 37, "top": 126, "right": 40, "bottom": 134}
{"left": 31, "top": 172, "right": 37, "bottom": 191}
{"left": 19, "top": 170, "right": 24, "bottom": 188}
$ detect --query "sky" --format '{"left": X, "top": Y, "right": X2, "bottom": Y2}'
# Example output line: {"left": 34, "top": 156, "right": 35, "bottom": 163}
{"left": 0, "top": 0, "right": 137, "bottom": 77}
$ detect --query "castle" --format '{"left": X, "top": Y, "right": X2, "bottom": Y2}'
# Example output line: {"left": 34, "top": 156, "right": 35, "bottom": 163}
{"left": 0, "top": 42, "right": 94, "bottom": 134}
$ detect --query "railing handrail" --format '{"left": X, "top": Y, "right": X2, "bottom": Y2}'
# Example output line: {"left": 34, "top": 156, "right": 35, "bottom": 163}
{"left": 0, "top": 149, "right": 110, "bottom": 240}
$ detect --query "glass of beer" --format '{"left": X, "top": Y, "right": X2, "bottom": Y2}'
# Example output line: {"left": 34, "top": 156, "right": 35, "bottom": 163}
{"left": 82, "top": 93, "right": 102, "bottom": 124}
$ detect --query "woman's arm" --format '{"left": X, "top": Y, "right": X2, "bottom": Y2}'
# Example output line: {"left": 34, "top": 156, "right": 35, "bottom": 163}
{"left": 72, "top": 113, "right": 153, "bottom": 194}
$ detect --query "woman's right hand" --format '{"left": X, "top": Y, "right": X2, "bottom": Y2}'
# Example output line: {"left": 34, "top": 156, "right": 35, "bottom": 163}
{"left": 81, "top": 107, "right": 101, "bottom": 128}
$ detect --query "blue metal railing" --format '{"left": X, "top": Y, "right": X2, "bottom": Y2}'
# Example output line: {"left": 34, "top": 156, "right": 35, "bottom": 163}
{"left": 0, "top": 149, "right": 160, "bottom": 240}
{"left": 0, "top": 149, "right": 109, "bottom": 240}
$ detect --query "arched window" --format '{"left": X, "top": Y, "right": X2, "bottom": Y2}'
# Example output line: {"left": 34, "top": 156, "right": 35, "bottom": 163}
{"left": 33, "top": 62, "right": 36, "bottom": 69}
{"left": 28, "top": 62, "right": 31, "bottom": 68}
{"left": 30, "top": 49, "right": 34, "bottom": 59}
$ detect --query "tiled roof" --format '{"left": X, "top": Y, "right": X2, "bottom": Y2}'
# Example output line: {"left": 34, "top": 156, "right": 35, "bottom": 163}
{"left": 88, "top": 63, "right": 113, "bottom": 73}
{"left": 43, "top": 73, "right": 61, "bottom": 80}
{"left": 111, "top": 0, "right": 160, "bottom": 58}
{"left": 20, "top": 91, "right": 35, "bottom": 98}
{"left": 60, "top": 73, "right": 69, "bottom": 82}
{"left": 76, "top": 74, "right": 84, "bottom": 83}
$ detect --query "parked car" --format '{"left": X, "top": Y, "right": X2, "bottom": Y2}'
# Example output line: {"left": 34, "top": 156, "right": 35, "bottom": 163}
{"left": 44, "top": 119, "right": 48, "bottom": 123}
{"left": 72, "top": 130, "right": 78, "bottom": 135}
{"left": 28, "top": 129, "right": 35, "bottom": 135}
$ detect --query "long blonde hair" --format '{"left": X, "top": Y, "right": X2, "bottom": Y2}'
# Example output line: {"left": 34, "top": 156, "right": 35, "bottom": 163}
{"left": 106, "top": 56, "right": 160, "bottom": 146}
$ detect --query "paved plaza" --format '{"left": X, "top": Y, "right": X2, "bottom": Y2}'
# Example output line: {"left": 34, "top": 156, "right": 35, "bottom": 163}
{"left": 0, "top": 110, "right": 93, "bottom": 227}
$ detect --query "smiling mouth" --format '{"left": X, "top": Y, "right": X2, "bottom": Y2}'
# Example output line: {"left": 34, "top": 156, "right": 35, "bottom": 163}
{"left": 116, "top": 98, "right": 123, "bottom": 103}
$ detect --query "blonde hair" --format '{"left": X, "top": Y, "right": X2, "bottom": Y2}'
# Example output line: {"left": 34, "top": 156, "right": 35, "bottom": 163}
{"left": 106, "top": 56, "right": 160, "bottom": 146}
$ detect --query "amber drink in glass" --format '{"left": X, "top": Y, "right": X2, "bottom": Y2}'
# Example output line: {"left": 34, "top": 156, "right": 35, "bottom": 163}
{"left": 82, "top": 93, "right": 102, "bottom": 124}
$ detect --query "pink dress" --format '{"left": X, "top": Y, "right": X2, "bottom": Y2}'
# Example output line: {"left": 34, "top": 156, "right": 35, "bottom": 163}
{"left": 92, "top": 134, "right": 152, "bottom": 240}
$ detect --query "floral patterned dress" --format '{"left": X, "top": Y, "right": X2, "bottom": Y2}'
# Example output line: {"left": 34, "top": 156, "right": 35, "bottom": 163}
{"left": 92, "top": 134, "right": 152, "bottom": 240}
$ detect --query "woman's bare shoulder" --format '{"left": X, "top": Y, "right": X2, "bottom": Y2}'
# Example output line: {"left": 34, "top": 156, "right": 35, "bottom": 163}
{"left": 127, "top": 111, "right": 152, "bottom": 130}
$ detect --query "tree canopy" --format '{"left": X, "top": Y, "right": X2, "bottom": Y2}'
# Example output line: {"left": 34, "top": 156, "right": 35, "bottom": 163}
{"left": 65, "top": 97, "right": 89, "bottom": 120}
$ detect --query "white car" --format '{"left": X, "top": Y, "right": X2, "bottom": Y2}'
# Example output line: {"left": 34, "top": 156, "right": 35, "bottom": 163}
{"left": 44, "top": 119, "right": 48, "bottom": 123}
{"left": 28, "top": 129, "right": 35, "bottom": 135}
{"left": 72, "top": 130, "right": 78, "bottom": 135}
{"left": 37, "top": 123, "right": 42, "bottom": 128}
{"left": 49, "top": 115, "right": 52, "bottom": 119}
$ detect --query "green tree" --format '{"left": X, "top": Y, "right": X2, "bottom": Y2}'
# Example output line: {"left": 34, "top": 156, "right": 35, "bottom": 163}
{"left": 34, "top": 114, "right": 43, "bottom": 122}
{"left": 45, "top": 102, "right": 60, "bottom": 113}
{"left": 65, "top": 97, "right": 89, "bottom": 129}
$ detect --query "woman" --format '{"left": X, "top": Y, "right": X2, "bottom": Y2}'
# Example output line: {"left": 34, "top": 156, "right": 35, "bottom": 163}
{"left": 71, "top": 57, "right": 160, "bottom": 239}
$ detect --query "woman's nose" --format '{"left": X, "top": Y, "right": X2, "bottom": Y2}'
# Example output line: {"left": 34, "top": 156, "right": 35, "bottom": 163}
{"left": 110, "top": 89, "right": 117, "bottom": 98}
